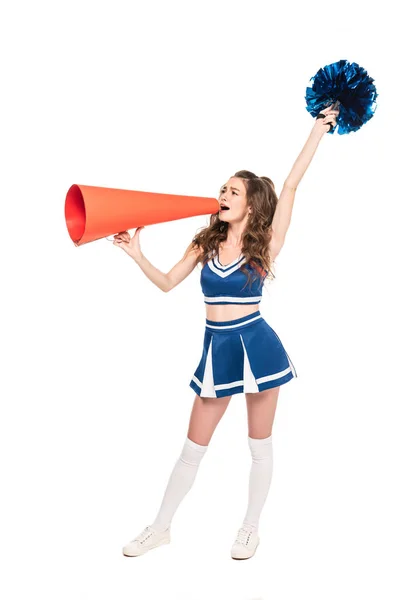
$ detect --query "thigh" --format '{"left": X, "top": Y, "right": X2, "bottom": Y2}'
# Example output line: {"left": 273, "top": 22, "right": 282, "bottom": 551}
{"left": 187, "top": 393, "right": 232, "bottom": 446}
{"left": 245, "top": 386, "right": 280, "bottom": 438}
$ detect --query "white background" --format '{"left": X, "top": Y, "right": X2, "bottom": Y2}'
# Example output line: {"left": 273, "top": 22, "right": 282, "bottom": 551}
{"left": 1, "top": 1, "right": 399, "bottom": 599}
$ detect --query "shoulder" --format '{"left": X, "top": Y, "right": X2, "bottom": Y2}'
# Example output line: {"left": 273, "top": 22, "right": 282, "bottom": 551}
{"left": 184, "top": 241, "right": 206, "bottom": 267}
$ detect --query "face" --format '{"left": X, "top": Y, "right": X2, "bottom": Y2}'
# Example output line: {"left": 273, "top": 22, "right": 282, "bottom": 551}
{"left": 218, "top": 177, "right": 251, "bottom": 222}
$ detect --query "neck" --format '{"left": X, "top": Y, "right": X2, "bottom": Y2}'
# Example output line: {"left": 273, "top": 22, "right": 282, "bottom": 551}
{"left": 223, "top": 219, "right": 247, "bottom": 248}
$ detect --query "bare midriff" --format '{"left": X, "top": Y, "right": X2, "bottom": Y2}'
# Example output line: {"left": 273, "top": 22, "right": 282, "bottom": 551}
{"left": 203, "top": 245, "right": 261, "bottom": 322}
{"left": 205, "top": 303, "right": 260, "bottom": 322}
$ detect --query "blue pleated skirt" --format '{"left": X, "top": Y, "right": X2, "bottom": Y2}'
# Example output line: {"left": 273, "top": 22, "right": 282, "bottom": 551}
{"left": 189, "top": 310, "right": 297, "bottom": 398}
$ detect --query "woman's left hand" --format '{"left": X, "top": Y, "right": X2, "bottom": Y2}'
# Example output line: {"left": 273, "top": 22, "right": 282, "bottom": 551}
{"left": 312, "top": 103, "right": 340, "bottom": 135}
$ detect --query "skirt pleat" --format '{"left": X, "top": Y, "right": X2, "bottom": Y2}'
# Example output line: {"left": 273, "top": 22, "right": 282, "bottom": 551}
{"left": 189, "top": 310, "right": 297, "bottom": 398}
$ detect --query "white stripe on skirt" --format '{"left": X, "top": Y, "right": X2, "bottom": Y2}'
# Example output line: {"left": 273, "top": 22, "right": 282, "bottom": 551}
{"left": 200, "top": 336, "right": 217, "bottom": 397}
{"left": 240, "top": 334, "right": 259, "bottom": 393}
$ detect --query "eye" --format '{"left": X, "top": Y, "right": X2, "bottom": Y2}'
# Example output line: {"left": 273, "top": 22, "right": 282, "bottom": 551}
{"left": 220, "top": 189, "right": 238, "bottom": 195}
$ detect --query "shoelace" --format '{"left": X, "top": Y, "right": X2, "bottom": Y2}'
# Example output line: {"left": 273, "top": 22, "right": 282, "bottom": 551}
{"left": 235, "top": 526, "right": 254, "bottom": 546}
{"left": 132, "top": 526, "right": 155, "bottom": 545}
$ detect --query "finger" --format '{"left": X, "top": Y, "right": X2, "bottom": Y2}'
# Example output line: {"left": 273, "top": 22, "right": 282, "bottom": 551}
{"left": 324, "top": 106, "right": 339, "bottom": 116}
{"left": 321, "top": 104, "right": 333, "bottom": 114}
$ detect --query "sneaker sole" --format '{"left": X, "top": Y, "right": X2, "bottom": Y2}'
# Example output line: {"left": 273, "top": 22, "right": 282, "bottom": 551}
{"left": 231, "top": 540, "right": 259, "bottom": 560}
{"left": 123, "top": 537, "right": 170, "bottom": 557}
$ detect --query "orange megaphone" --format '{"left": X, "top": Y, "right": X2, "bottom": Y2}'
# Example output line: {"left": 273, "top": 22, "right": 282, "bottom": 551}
{"left": 65, "top": 184, "right": 220, "bottom": 246}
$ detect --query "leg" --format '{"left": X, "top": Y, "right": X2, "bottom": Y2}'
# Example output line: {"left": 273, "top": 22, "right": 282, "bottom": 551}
{"left": 242, "top": 386, "right": 280, "bottom": 530}
{"left": 187, "top": 392, "right": 233, "bottom": 445}
{"left": 151, "top": 393, "right": 232, "bottom": 531}
{"left": 246, "top": 385, "right": 280, "bottom": 439}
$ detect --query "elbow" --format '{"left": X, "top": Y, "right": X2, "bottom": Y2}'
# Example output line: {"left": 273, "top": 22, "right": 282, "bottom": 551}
{"left": 283, "top": 179, "right": 297, "bottom": 191}
{"left": 162, "top": 276, "right": 173, "bottom": 293}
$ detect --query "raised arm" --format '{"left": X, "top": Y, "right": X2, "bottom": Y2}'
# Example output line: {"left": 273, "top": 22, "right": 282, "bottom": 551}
{"left": 269, "top": 105, "right": 339, "bottom": 260}
{"left": 113, "top": 228, "right": 201, "bottom": 293}
{"left": 133, "top": 243, "right": 201, "bottom": 292}
{"left": 164, "top": 242, "right": 202, "bottom": 291}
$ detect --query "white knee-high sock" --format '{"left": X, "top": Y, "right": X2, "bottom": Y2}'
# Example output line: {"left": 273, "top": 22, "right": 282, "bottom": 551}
{"left": 242, "top": 435, "right": 273, "bottom": 531}
{"left": 150, "top": 437, "right": 208, "bottom": 532}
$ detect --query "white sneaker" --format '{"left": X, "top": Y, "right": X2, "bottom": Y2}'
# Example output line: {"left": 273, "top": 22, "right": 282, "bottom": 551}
{"left": 231, "top": 525, "right": 260, "bottom": 559}
{"left": 122, "top": 525, "right": 171, "bottom": 557}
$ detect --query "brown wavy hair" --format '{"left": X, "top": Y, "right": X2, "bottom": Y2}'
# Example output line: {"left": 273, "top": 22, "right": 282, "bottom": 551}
{"left": 191, "top": 170, "right": 278, "bottom": 290}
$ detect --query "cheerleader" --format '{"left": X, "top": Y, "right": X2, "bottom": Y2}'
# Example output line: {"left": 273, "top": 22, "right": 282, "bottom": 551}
{"left": 114, "top": 104, "right": 339, "bottom": 559}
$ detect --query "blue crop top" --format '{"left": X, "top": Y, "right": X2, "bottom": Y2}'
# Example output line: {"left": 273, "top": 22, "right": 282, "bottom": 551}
{"left": 200, "top": 252, "right": 267, "bottom": 305}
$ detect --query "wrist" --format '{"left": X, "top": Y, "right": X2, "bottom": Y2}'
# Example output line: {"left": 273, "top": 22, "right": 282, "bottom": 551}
{"left": 310, "top": 124, "right": 325, "bottom": 140}
{"left": 131, "top": 252, "right": 145, "bottom": 265}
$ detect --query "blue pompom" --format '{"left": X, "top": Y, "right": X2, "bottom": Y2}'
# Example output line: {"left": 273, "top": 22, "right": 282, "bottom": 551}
{"left": 305, "top": 59, "right": 378, "bottom": 134}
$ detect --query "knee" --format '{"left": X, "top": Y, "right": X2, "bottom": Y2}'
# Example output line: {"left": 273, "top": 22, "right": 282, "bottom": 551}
{"left": 248, "top": 434, "right": 273, "bottom": 462}
{"left": 179, "top": 437, "right": 208, "bottom": 467}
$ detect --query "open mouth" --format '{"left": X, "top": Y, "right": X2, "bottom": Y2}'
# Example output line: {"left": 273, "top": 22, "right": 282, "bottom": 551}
{"left": 220, "top": 206, "right": 230, "bottom": 211}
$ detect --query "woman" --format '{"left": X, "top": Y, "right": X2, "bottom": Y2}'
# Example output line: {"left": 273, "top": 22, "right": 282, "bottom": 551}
{"left": 115, "top": 105, "right": 339, "bottom": 560}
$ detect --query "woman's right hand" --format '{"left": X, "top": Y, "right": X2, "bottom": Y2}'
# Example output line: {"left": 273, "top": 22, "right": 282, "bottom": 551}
{"left": 113, "top": 227, "right": 145, "bottom": 262}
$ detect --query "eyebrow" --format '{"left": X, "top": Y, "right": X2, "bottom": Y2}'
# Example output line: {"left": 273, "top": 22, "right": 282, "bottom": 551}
{"left": 220, "top": 185, "right": 241, "bottom": 192}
